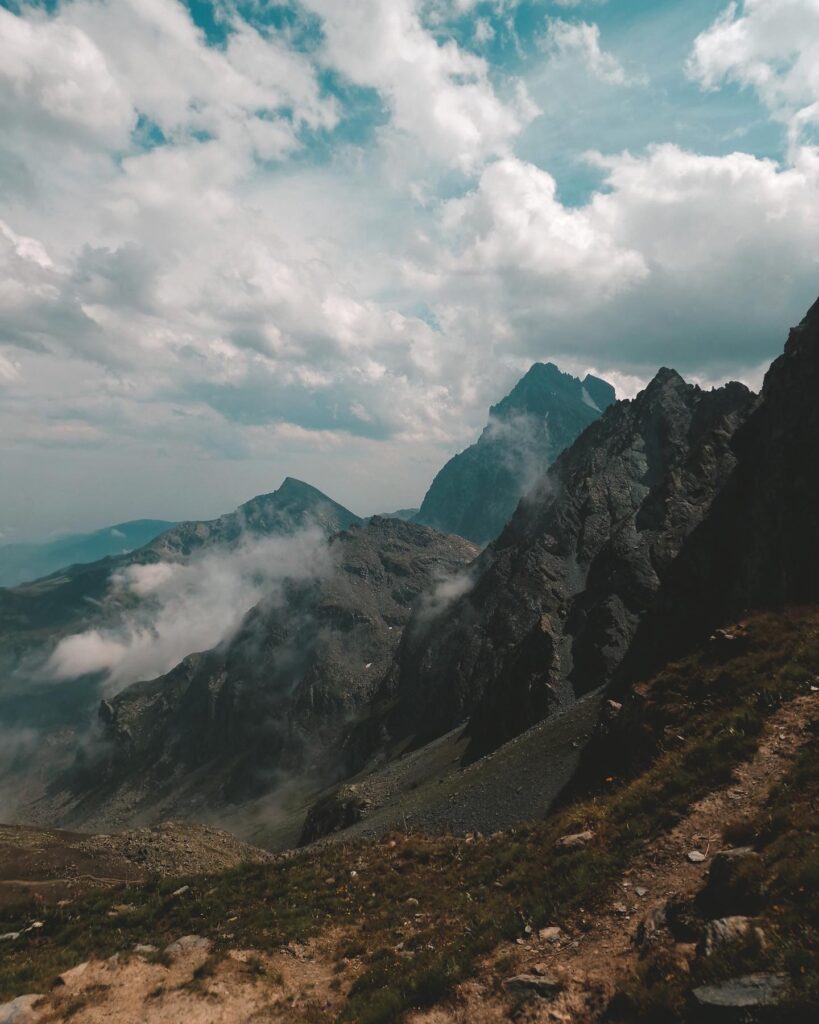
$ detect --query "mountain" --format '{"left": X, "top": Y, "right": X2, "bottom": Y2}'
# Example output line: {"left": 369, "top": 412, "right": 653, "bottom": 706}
{"left": 413, "top": 363, "right": 616, "bottom": 544}
{"left": 355, "top": 369, "right": 754, "bottom": 765}
{"left": 42, "top": 518, "right": 477, "bottom": 836}
{"left": 0, "top": 520, "right": 176, "bottom": 589}
{"left": 621, "top": 294, "right": 819, "bottom": 679}
{"left": 0, "top": 479, "right": 362, "bottom": 740}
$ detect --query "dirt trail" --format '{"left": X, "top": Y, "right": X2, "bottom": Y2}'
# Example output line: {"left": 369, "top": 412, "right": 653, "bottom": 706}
{"left": 409, "top": 691, "right": 818, "bottom": 1024}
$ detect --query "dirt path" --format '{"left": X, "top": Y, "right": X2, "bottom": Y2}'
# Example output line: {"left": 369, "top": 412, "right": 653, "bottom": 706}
{"left": 409, "top": 691, "right": 818, "bottom": 1024}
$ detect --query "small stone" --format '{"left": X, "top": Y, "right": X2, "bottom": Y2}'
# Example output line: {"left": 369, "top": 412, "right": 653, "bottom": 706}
{"left": 687, "top": 850, "right": 706, "bottom": 863}
{"left": 406, "top": 897, "right": 419, "bottom": 907}
{"left": 134, "top": 944, "right": 158, "bottom": 955}
{"left": 635, "top": 886, "right": 648, "bottom": 897}
{"left": 171, "top": 885, "right": 190, "bottom": 897}
{"left": 505, "top": 973, "right": 563, "bottom": 999}
{"left": 554, "top": 830, "right": 595, "bottom": 851}
{"left": 538, "top": 926, "right": 563, "bottom": 943}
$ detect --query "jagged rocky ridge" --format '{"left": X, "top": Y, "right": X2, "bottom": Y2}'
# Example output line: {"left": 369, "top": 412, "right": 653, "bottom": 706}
{"left": 357, "top": 369, "right": 755, "bottom": 763}
{"left": 413, "top": 363, "right": 615, "bottom": 544}
{"left": 621, "top": 295, "right": 819, "bottom": 679}
{"left": 57, "top": 518, "right": 477, "bottom": 826}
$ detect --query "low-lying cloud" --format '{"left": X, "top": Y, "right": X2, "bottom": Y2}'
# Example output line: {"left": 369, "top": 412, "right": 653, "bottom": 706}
{"left": 47, "top": 528, "right": 332, "bottom": 692}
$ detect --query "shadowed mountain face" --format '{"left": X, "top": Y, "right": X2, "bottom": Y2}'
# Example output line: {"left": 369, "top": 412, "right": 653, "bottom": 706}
{"left": 413, "top": 363, "right": 616, "bottom": 545}
{"left": 48, "top": 518, "right": 478, "bottom": 829}
{"left": 365, "top": 370, "right": 755, "bottom": 762}
{"left": 0, "top": 520, "right": 176, "bottom": 589}
{"left": 621, "top": 296, "right": 819, "bottom": 680}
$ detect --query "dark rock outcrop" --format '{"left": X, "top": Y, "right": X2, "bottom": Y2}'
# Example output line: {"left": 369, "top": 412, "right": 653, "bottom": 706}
{"left": 413, "top": 363, "right": 615, "bottom": 545}
{"left": 367, "top": 370, "right": 753, "bottom": 759}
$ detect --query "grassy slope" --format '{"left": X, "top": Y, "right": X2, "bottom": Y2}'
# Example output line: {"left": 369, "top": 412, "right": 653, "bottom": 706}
{"left": 1, "top": 610, "right": 817, "bottom": 1022}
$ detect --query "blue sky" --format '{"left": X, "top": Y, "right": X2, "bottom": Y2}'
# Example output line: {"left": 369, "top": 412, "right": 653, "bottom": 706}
{"left": 1, "top": 0, "right": 818, "bottom": 539}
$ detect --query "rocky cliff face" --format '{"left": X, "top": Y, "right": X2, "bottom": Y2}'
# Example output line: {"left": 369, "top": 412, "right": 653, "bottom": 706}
{"left": 621, "top": 297, "right": 819, "bottom": 678}
{"left": 367, "top": 371, "right": 754, "bottom": 760}
{"left": 413, "top": 363, "right": 615, "bottom": 545}
{"left": 59, "top": 518, "right": 477, "bottom": 825}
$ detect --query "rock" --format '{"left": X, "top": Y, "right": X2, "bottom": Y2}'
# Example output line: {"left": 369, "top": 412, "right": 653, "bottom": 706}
{"left": 538, "top": 926, "right": 563, "bottom": 943}
{"left": 505, "top": 972, "right": 563, "bottom": 999}
{"left": 688, "top": 850, "right": 707, "bottom": 863}
{"left": 699, "top": 847, "right": 764, "bottom": 916}
{"left": 601, "top": 700, "right": 624, "bottom": 730}
{"left": 554, "top": 830, "right": 595, "bottom": 851}
{"left": 0, "top": 933, "right": 20, "bottom": 942}
{"left": 134, "top": 944, "right": 158, "bottom": 955}
{"left": 406, "top": 897, "right": 419, "bottom": 907}
{"left": 635, "top": 886, "right": 648, "bottom": 897}
{"left": 52, "top": 962, "right": 89, "bottom": 987}
{"left": 699, "top": 917, "right": 765, "bottom": 957}
{"left": 164, "top": 935, "right": 210, "bottom": 958}
{"left": 171, "top": 885, "right": 190, "bottom": 897}
{"left": 691, "top": 973, "right": 785, "bottom": 1012}
{"left": 633, "top": 904, "right": 668, "bottom": 952}
{"left": 0, "top": 995, "right": 43, "bottom": 1024}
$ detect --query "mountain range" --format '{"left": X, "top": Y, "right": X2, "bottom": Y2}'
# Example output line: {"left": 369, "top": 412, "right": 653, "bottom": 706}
{"left": 3, "top": 299, "right": 819, "bottom": 854}
{"left": 0, "top": 520, "right": 175, "bottom": 589}
{"left": 1, "top": 300, "right": 819, "bottom": 1023}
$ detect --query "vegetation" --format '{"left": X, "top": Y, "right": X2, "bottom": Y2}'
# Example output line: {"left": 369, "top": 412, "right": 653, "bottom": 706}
{"left": 1, "top": 610, "right": 817, "bottom": 1022}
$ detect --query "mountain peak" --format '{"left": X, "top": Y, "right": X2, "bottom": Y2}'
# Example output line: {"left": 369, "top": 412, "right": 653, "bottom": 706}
{"left": 414, "top": 362, "right": 616, "bottom": 544}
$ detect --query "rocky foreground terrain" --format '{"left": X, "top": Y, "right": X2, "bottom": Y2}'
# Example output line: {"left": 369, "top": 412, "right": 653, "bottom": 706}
{"left": 0, "top": 609, "right": 817, "bottom": 1022}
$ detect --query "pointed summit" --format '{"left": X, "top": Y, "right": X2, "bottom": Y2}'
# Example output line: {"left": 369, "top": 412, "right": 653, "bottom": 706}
{"left": 413, "top": 363, "right": 616, "bottom": 545}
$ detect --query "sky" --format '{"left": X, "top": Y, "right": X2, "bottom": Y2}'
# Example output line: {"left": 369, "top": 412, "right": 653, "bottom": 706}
{"left": 1, "top": 0, "right": 818, "bottom": 540}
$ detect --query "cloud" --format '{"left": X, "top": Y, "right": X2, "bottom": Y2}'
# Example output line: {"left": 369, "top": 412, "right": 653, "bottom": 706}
{"left": 421, "top": 144, "right": 819, "bottom": 375}
{"left": 687, "top": 0, "right": 819, "bottom": 149}
{"left": 47, "top": 528, "right": 332, "bottom": 691}
{"left": 542, "top": 17, "right": 628, "bottom": 85}
{"left": 302, "top": 0, "right": 537, "bottom": 170}
{"left": 414, "top": 567, "right": 476, "bottom": 625}
{"left": 0, "top": 0, "right": 337, "bottom": 154}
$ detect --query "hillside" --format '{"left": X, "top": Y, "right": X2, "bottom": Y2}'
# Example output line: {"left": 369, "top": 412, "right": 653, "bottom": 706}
{"left": 0, "top": 609, "right": 816, "bottom": 1022}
